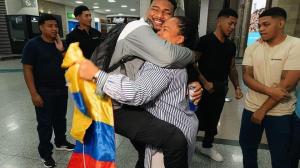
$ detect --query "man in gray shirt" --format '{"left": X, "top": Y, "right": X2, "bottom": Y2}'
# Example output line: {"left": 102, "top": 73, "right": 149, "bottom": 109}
{"left": 87, "top": 0, "right": 201, "bottom": 167}
{"left": 108, "top": 0, "right": 198, "bottom": 80}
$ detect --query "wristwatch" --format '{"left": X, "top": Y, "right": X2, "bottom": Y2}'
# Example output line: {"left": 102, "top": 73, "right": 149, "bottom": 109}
{"left": 92, "top": 70, "right": 101, "bottom": 83}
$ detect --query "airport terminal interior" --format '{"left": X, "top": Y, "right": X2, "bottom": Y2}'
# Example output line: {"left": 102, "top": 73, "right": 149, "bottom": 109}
{"left": 0, "top": 0, "right": 300, "bottom": 168}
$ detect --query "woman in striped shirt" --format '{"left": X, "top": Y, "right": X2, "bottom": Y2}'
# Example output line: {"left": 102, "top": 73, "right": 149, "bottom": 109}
{"left": 142, "top": 16, "right": 200, "bottom": 167}
{"left": 78, "top": 16, "right": 199, "bottom": 167}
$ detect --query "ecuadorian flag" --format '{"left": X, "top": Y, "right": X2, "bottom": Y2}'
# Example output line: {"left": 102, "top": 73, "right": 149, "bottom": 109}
{"left": 62, "top": 43, "right": 116, "bottom": 168}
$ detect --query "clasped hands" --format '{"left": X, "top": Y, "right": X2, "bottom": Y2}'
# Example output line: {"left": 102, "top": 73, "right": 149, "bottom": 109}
{"left": 251, "top": 84, "right": 290, "bottom": 125}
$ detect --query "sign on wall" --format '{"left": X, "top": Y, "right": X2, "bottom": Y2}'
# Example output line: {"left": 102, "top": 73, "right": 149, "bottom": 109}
{"left": 67, "top": 11, "right": 76, "bottom": 19}
{"left": 22, "top": 0, "right": 36, "bottom": 7}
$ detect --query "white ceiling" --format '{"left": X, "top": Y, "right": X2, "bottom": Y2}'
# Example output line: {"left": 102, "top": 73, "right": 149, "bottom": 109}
{"left": 45, "top": 0, "right": 140, "bottom": 16}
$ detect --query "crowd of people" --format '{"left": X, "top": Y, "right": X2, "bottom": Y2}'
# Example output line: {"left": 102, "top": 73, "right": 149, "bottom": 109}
{"left": 21, "top": 0, "right": 300, "bottom": 168}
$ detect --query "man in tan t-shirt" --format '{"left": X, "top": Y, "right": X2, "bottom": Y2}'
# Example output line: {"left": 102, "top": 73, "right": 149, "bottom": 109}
{"left": 240, "top": 7, "right": 300, "bottom": 168}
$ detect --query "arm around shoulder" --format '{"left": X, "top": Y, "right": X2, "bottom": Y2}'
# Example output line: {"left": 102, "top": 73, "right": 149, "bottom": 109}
{"left": 124, "top": 26, "right": 194, "bottom": 68}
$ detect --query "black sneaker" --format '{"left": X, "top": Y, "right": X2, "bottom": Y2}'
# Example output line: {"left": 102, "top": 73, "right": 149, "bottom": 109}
{"left": 42, "top": 156, "right": 56, "bottom": 168}
{"left": 55, "top": 141, "right": 75, "bottom": 151}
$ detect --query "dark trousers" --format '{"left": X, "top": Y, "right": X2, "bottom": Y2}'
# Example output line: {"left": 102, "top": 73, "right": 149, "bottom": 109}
{"left": 239, "top": 109, "right": 292, "bottom": 168}
{"left": 131, "top": 140, "right": 146, "bottom": 168}
{"left": 196, "top": 90, "right": 226, "bottom": 148}
{"left": 290, "top": 114, "right": 300, "bottom": 168}
{"left": 35, "top": 87, "right": 68, "bottom": 159}
{"left": 114, "top": 106, "right": 188, "bottom": 168}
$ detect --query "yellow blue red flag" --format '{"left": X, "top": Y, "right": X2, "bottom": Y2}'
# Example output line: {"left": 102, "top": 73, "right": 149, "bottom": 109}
{"left": 62, "top": 43, "right": 116, "bottom": 168}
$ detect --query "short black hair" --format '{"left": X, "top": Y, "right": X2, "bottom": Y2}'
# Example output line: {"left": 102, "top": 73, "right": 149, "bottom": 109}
{"left": 150, "top": 0, "right": 177, "bottom": 11}
{"left": 217, "top": 8, "right": 238, "bottom": 18}
{"left": 38, "top": 14, "right": 58, "bottom": 26}
{"left": 259, "top": 7, "right": 287, "bottom": 20}
{"left": 74, "top": 5, "right": 89, "bottom": 17}
{"left": 174, "top": 16, "right": 198, "bottom": 50}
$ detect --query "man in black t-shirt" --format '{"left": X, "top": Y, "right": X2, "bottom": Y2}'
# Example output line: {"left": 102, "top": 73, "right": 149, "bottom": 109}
{"left": 195, "top": 8, "right": 243, "bottom": 162}
{"left": 22, "top": 14, "right": 74, "bottom": 168}
{"left": 66, "top": 5, "right": 102, "bottom": 59}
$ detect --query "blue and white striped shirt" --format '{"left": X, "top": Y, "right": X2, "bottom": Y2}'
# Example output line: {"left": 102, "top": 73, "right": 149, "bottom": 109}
{"left": 97, "top": 61, "right": 198, "bottom": 166}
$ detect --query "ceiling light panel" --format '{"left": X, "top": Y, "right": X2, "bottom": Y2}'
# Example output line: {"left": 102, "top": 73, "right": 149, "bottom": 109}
{"left": 44, "top": 0, "right": 140, "bottom": 16}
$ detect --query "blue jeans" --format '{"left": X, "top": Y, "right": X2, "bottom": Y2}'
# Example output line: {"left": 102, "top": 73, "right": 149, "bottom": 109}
{"left": 290, "top": 114, "right": 300, "bottom": 168}
{"left": 239, "top": 109, "right": 292, "bottom": 168}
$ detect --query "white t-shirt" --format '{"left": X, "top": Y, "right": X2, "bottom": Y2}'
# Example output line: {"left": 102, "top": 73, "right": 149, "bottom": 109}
{"left": 242, "top": 35, "right": 300, "bottom": 116}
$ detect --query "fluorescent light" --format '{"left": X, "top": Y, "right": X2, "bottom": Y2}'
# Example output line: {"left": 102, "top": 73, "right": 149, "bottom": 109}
{"left": 121, "top": 5, "right": 127, "bottom": 8}
{"left": 118, "top": 13, "right": 123, "bottom": 15}
{"left": 93, "top": 6, "right": 99, "bottom": 9}
{"left": 105, "top": 9, "right": 111, "bottom": 12}
{"left": 75, "top": 1, "right": 83, "bottom": 4}
{"left": 108, "top": 0, "right": 116, "bottom": 2}
{"left": 130, "top": 8, "right": 136, "bottom": 12}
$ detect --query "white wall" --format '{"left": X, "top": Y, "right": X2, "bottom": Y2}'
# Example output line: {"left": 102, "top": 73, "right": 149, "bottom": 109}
{"left": 175, "top": 0, "right": 185, "bottom": 16}
{"left": 91, "top": 11, "right": 107, "bottom": 28}
{"left": 140, "top": 0, "right": 150, "bottom": 18}
{"left": 272, "top": 0, "right": 300, "bottom": 36}
{"left": 199, "top": 0, "right": 209, "bottom": 36}
{"left": 5, "top": 0, "right": 22, "bottom": 14}
{"left": 6, "top": 0, "right": 39, "bottom": 15}
{"left": 94, "top": 12, "right": 106, "bottom": 20}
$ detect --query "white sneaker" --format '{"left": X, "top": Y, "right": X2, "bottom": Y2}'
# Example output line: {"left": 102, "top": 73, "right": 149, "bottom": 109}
{"left": 199, "top": 147, "right": 223, "bottom": 162}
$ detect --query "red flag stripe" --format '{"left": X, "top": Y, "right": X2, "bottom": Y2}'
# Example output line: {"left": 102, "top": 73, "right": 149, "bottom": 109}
{"left": 68, "top": 153, "right": 116, "bottom": 168}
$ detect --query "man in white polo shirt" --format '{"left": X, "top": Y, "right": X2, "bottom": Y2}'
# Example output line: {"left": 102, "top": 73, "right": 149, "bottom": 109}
{"left": 240, "top": 7, "right": 300, "bottom": 168}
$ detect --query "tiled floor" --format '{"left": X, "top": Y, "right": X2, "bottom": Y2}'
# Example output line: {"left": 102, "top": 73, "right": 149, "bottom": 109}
{"left": 0, "top": 59, "right": 298, "bottom": 168}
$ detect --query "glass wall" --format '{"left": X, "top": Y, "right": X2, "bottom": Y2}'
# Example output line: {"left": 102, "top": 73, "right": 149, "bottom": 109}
{"left": 247, "top": 0, "right": 267, "bottom": 46}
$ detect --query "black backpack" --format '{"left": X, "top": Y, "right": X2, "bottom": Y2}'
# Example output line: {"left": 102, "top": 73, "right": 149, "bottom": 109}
{"left": 91, "top": 23, "right": 137, "bottom": 72}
